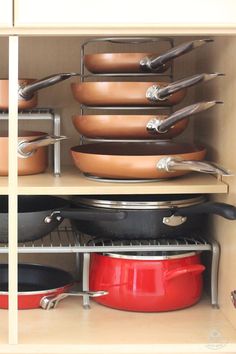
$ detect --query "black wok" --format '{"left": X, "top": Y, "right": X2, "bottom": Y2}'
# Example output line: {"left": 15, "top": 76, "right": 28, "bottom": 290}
{"left": 71, "top": 194, "right": 236, "bottom": 239}
{"left": 0, "top": 196, "right": 126, "bottom": 243}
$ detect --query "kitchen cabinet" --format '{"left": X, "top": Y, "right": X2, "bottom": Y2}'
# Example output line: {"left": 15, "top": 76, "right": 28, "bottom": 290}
{"left": 2, "top": 21, "right": 236, "bottom": 354}
{"left": 0, "top": 0, "right": 12, "bottom": 28}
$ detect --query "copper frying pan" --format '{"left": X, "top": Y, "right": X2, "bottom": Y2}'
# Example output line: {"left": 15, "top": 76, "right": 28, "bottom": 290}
{"left": 0, "top": 131, "right": 67, "bottom": 176}
{"left": 0, "top": 72, "right": 79, "bottom": 110}
{"left": 71, "top": 142, "right": 231, "bottom": 180}
{"left": 84, "top": 39, "right": 213, "bottom": 74}
{"left": 72, "top": 101, "right": 221, "bottom": 140}
{"left": 71, "top": 73, "right": 223, "bottom": 107}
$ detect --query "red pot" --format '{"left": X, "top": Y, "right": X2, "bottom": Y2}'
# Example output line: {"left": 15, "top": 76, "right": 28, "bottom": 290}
{"left": 89, "top": 251, "right": 205, "bottom": 312}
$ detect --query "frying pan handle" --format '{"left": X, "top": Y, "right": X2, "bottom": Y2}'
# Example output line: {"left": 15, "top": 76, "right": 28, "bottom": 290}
{"left": 156, "top": 157, "right": 232, "bottom": 176}
{"left": 40, "top": 290, "right": 108, "bottom": 310}
{"left": 146, "top": 73, "right": 224, "bottom": 102}
{"left": 175, "top": 201, "right": 236, "bottom": 220}
{"left": 146, "top": 101, "right": 222, "bottom": 134}
{"left": 165, "top": 264, "right": 205, "bottom": 281}
{"left": 140, "top": 39, "right": 213, "bottom": 73}
{"left": 17, "top": 135, "right": 67, "bottom": 157}
{"left": 44, "top": 209, "right": 127, "bottom": 224}
{"left": 19, "top": 72, "right": 80, "bottom": 101}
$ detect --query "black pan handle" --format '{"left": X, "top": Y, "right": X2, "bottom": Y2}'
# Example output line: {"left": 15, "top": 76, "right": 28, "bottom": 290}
{"left": 44, "top": 208, "right": 127, "bottom": 224}
{"left": 175, "top": 202, "right": 236, "bottom": 220}
{"left": 146, "top": 73, "right": 224, "bottom": 102}
{"left": 140, "top": 39, "right": 213, "bottom": 73}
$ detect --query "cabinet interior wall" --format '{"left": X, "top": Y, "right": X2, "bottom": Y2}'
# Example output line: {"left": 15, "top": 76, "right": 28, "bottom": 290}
{"left": 16, "top": 35, "right": 236, "bottom": 326}
{"left": 194, "top": 36, "right": 236, "bottom": 329}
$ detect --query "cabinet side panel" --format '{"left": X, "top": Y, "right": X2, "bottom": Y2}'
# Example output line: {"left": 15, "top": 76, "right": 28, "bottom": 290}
{"left": 195, "top": 36, "right": 236, "bottom": 328}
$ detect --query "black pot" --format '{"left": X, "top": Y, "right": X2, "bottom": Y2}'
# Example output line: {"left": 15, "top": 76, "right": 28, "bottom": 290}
{"left": 71, "top": 194, "right": 236, "bottom": 239}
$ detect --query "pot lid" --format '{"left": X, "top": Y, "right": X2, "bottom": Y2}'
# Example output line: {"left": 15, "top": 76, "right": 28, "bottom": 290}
{"left": 72, "top": 194, "right": 206, "bottom": 210}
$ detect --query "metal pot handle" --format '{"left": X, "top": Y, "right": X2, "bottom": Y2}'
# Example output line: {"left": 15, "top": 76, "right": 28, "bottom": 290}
{"left": 165, "top": 264, "right": 206, "bottom": 281}
{"left": 146, "top": 73, "right": 224, "bottom": 102}
{"left": 156, "top": 157, "right": 233, "bottom": 176}
{"left": 17, "top": 135, "right": 67, "bottom": 158}
{"left": 140, "top": 39, "right": 213, "bottom": 73}
{"left": 146, "top": 101, "right": 222, "bottom": 134}
{"left": 40, "top": 290, "right": 108, "bottom": 310}
{"left": 19, "top": 72, "right": 80, "bottom": 101}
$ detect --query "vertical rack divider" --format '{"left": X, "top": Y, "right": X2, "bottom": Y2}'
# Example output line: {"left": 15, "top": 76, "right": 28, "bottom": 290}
{"left": 8, "top": 35, "right": 19, "bottom": 345}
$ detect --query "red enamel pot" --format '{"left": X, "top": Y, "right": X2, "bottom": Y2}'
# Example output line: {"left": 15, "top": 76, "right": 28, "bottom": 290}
{"left": 89, "top": 251, "right": 205, "bottom": 312}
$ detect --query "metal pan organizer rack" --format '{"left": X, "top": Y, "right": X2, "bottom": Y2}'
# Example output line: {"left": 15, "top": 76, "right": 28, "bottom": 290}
{"left": 0, "top": 108, "right": 62, "bottom": 176}
{"left": 79, "top": 36, "right": 174, "bottom": 145}
{"left": 64, "top": 37, "right": 221, "bottom": 312}
{"left": 0, "top": 222, "right": 220, "bottom": 310}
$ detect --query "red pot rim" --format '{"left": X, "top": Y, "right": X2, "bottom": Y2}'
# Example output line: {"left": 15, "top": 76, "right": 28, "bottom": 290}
{"left": 101, "top": 251, "right": 200, "bottom": 261}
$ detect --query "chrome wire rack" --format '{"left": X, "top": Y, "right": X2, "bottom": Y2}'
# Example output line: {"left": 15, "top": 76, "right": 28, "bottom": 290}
{"left": 0, "top": 108, "right": 62, "bottom": 175}
{"left": 0, "top": 224, "right": 220, "bottom": 309}
{"left": 0, "top": 225, "right": 213, "bottom": 253}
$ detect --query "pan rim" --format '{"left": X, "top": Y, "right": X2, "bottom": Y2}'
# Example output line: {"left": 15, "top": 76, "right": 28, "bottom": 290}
{"left": 0, "top": 263, "right": 74, "bottom": 295}
{"left": 71, "top": 142, "right": 206, "bottom": 156}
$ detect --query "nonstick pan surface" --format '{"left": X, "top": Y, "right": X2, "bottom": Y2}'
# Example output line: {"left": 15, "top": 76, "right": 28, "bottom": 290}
{"left": 71, "top": 73, "right": 222, "bottom": 107}
{"left": 71, "top": 81, "right": 186, "bottom": 106}
{"left": 72, "top": 114, "right": 188, "bottom": 140}
{"left": 84, "top": 39, "right": 213, "bottom": 74}
{"left": 72, "top": 101, "right": 220, "bottom": 139}
{"left": 71, "top": 142, "right": 207, "bottom": 179}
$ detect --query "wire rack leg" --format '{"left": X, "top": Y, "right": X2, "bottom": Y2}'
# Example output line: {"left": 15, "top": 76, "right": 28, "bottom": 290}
{"left": 53, "top": 110, "right": 61, "bottom": 176}
{"left": 82, "top": 253, "right": 91, "bottom": 309}
{"left": 211, "top": 240, "right": 220, "bottom": 309}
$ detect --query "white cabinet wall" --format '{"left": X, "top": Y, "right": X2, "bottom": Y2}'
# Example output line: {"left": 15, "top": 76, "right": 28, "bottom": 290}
{"left": 0, "top": 0, "right": 12, "bottom": 28}
{"left": 14, "top": 0, "right": 236, "bottom": 28}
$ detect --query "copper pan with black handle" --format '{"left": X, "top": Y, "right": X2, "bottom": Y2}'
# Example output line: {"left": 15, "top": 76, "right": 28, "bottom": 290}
{"left": 72, "top": 101, "right": 222, "bottom": 140}
{"left": 84, "top": 39, "right": 213, "bottom": 74}
{"left": 71, "top": 141, "right": 232, "bottom": 180}
{"left": 71, "top": 73, "right": 223, "bottom": 107}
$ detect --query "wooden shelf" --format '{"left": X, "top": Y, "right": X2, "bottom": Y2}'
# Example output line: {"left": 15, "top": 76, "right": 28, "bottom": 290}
{"left": 0, "top": 178, "right": 8, "bottom": 195}
{"left": 5, "top": 296, "right": 233, "bottom": 353}
{"left": 17, "top": 167, "right": 229, "bottom": 195}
